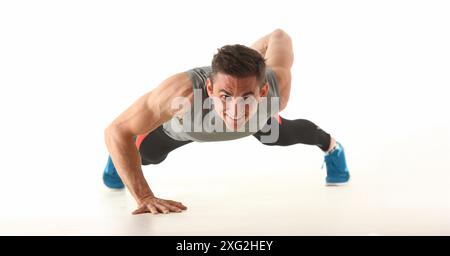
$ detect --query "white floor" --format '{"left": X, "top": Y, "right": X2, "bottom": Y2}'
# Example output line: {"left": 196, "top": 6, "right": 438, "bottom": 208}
{"left": 1, "top": 126, "right": 449, "bottom": 235}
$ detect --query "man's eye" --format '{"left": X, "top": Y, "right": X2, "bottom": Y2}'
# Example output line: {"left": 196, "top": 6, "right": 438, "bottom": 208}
{"left": 220, "top": 95, "right": 230, "bottom": 101}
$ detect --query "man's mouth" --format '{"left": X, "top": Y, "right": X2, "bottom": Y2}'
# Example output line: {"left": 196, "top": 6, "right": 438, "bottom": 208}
{"left": 225, "top": 112, "right": 245, "bottom": 122}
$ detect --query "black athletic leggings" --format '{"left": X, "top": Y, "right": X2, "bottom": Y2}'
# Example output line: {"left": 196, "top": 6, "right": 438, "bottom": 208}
{"left": 136, "top": 115, "right": 331, "bottom": 166}
{"left": 252, "top": 116, "right": 331, "bottom": 151}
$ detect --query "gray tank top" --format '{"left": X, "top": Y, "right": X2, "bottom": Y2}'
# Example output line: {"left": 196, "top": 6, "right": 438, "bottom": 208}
{"left": 162, "top": 66, "right": 280, "bottom": 142}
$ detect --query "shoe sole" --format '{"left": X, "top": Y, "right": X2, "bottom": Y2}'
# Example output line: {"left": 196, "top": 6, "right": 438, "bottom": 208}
{"left": 325, "top": 177, "right": 351, "bottom": 186}
{"left": 326, "top": 182, "right": 349, "bottom": 186}
{"left": 103, "top": 175, "right": 125, "bottom": 190}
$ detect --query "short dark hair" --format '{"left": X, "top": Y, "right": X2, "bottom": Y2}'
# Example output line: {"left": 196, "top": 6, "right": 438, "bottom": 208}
{"left": 210, "top": 44, "right": 266, "bottom": 87}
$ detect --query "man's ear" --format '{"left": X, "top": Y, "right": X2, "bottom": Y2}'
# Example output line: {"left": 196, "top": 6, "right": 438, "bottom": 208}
{"left": 206, "top": 78, "right": 213, "bottom": 97}
{"left": 259, "top": 83, "right": 269, "bottom": 97}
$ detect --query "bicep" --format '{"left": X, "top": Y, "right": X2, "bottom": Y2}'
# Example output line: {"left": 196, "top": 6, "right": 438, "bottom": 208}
{"left": 265, "top": 29, "right": 294, "bottom": 70}
{"left": 107, "top": 72, "right": 193, "bottom": 137}
{"left": 265, "top": 30, "right": 294, "bottom": 111}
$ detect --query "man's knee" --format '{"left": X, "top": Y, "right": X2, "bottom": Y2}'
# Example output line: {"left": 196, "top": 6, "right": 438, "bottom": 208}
{"left": 140, "top": 153, "right": 168, "bottom": 166}
{"left": 253, "top": 115, "right": 284, "bottom": 146}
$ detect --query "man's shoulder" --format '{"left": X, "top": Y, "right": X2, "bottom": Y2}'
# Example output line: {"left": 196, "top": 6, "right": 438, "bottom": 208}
{"left": 186, "top": 66, "right": 212, "bottom": 80}
{"left": 267, "top": 66, "right": 291, "bottom": 111}
{"left": 268, "top": 66, "right": 290, "bottom": 85}
{"left": 158, "top": 71, "right": 194, "bottom": 100}
{"left": 182, "top": 66, "right": 212, "bottom": 93}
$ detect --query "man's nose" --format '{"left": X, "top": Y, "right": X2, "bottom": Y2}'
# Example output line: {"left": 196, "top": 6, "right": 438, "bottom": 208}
{"left": 226, "top": 98, "right": 246, "bottom": 116}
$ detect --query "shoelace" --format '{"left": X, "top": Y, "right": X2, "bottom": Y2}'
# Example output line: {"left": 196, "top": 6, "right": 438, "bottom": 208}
{"left": 321, "top": 143, "right": 339, "bottom": 170}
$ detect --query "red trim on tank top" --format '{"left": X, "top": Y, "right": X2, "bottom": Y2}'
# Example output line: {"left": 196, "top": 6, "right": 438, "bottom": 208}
{"left": 135, "top": 132, "right": 150, "bottom": 149}
{"left": 276, "top": 113, "right": 282, "bottom": 125}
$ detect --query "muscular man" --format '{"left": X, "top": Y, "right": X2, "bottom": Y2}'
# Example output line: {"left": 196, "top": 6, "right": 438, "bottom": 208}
{"left": 103, "top": 29, "right": 350, "bottom": 215}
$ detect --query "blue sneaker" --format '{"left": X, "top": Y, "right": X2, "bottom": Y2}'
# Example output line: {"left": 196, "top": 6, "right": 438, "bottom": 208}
{"left": 324, "top": 142, "right": 350, "bottom": 186}
{"left": 103, "top": 156, "right": 125, "bottom": 189}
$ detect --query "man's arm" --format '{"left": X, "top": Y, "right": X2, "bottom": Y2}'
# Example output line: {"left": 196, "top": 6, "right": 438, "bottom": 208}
{"left": 104, "top": 72, "right": 193, "bottom": 214}
{"left": 251, "top": 29, "right": 293, "bottom": 111}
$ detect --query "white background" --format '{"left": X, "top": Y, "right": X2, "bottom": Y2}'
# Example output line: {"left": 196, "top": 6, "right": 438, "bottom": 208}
{"left": 0, "top": 0, "right": 449, "bottom": 235}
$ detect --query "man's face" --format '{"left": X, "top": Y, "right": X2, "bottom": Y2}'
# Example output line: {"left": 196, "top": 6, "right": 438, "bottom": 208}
{"left": 206, "top": 73, "right": 269, "bottom": 131}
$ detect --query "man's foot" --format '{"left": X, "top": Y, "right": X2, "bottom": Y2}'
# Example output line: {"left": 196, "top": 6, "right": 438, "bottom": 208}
{"left": 324, "top": 142, "right": 350, "bottom": 186}
{"left": 103, "top": 156, "right": 125, "bottom": 189}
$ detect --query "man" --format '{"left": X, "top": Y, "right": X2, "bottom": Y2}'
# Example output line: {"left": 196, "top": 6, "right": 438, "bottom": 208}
{"left": 103, "top": 29, "right": 350, "bottom": 215}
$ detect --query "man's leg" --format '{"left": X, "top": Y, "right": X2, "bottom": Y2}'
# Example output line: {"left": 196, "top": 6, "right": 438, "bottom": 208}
{"left": 253, "top": 114, "right": 350, "bottom": 185}
{"left": 253, "top": 114, "right": 332, "bottom": 151}
{"left": 103, "top": 126, "right": 193, "bottom": 189}
{"left": 136, "top": 125, "right": 193, "bottom": 165}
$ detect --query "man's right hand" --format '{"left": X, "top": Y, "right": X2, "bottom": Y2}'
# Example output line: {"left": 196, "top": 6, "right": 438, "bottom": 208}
{"left": 132, "top": 196, "right": 188, "bottom": 215}
{"left": 105, "top": 72, "right": 194, "bottom": 213}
